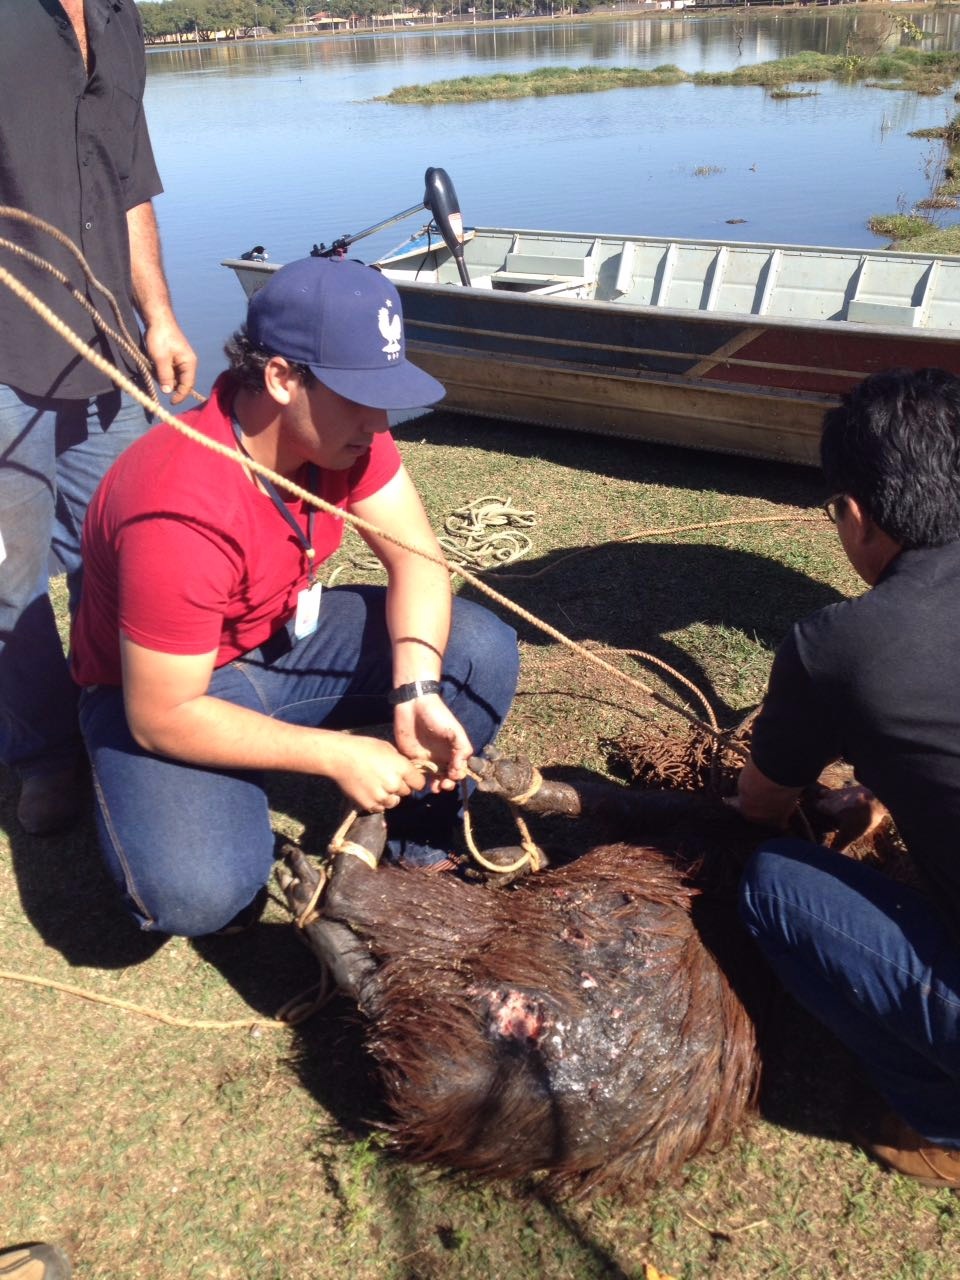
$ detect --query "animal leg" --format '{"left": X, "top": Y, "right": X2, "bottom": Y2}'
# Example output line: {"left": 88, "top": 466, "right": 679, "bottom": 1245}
{"left": 469, "top": 752, "right": 720, "bottom": 831}
{"left": 276, "top": 843, "right": 376, "bottom": 999}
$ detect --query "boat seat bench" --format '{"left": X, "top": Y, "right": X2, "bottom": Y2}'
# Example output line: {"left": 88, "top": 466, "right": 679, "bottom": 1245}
{"left": 491, "top": 250, "right": 594, "bottom": 290}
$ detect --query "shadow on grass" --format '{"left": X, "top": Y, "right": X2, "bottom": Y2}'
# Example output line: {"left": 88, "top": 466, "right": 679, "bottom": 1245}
{"left": 756, "top": 992, "right": 869, "bottom": 1144}
{"left": 465, "top": 538, "right": 842, "bottom": 726}
{"left": 400, "top": 412, "right": 842, "bottom": 726}
{"left": 0, "top": 766, "right": 165, "bottom": 969}
{"left": 395, "top": 410, "right": 825, "bottom": 506}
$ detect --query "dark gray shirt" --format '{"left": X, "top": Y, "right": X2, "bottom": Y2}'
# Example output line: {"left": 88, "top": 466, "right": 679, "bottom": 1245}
{"left": 751, "top": 541, "right": 960, "bottom": 922}
{"left": 0, "top": 0, "right": 163, "bottom": 399}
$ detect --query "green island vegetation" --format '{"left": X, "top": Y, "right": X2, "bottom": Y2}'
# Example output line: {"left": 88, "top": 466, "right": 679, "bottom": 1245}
{"left": 374, "top": 41, "right": 960, "bottom": 250}
{"left": 870, "top": 111, "right": 960, "bottom": 251}
{"left": 378, "top": 48, "right": 960, "bottom": 103}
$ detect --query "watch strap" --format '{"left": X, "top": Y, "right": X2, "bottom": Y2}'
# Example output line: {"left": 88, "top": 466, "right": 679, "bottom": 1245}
{"left": 388, "top": 678, "right": 443, "bottom": 706}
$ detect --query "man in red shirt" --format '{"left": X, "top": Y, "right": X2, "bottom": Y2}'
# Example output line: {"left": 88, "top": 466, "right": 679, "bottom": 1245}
{"left": 72, "top": 257, "right": 519, "bottom": 937}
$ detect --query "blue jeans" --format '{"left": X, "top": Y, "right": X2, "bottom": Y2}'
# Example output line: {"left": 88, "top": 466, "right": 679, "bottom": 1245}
{"left": 0, "top": 383, "right": 150, "bottom": 776}
{"left": 739, "top": 837, "right": 960, "bottom": 1147}
{"left": 79, "top": 586, "right": 519, "bottom": 936}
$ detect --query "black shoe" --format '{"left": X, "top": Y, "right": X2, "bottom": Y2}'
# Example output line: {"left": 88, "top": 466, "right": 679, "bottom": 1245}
{"left": 17, "top": 763, "right": 86, "bottom": 836}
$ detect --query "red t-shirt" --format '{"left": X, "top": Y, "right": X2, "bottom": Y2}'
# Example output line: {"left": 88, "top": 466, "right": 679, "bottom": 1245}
{"left": 71, "top": 376, "right": 402, "bottom": 686}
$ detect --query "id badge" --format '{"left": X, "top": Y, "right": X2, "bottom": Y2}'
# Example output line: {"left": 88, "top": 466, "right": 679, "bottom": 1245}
{"left": 294, "top": 581, "right": 322, "bottom": 639}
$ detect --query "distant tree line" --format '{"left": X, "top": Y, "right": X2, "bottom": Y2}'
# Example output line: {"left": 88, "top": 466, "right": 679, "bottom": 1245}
{"left": 137, "top": 1, "right": 296, "bottom": 41}
{"left": 136, "top": 0, "right": 593, "bottom": 42}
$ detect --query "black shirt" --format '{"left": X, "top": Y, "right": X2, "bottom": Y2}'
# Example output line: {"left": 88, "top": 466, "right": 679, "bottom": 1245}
{"left": 0, "top": 0, "right": 163, "bottom": 399}
{"left": 751, "top": 541, "right": 960, "bottom": 921}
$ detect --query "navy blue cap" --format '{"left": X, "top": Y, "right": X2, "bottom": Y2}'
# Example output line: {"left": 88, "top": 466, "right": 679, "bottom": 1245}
{"left": 246, "top": 257, "right": 445, "bottom": 411}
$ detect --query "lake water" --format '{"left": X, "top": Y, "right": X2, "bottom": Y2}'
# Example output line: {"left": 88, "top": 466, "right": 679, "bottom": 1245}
{"left": 142, "top": 9, "right": 960, "bottom": 392}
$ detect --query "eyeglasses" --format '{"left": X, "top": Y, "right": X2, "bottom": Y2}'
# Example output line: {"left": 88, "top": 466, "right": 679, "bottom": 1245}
{"left": 822, "top": 494, "right": 846, "bottom": 524}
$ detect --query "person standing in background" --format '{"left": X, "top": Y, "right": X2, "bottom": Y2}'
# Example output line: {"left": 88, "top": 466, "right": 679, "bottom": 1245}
{"left": 0, "top": 0, "right": 196, "bottom": 835}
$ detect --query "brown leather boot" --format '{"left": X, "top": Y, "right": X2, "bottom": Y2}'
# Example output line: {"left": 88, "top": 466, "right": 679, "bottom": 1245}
{"left": 16, "top": 764, "right": 85, "bottom": 836}
{"left": 862, "top": 1111, "right": 960, "bottom": 1189}
{"left": 0, "top": 1243, "right": 72, "bottom": 1279}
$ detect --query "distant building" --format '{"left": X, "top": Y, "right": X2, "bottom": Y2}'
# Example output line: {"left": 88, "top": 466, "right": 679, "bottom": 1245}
{"left": 372, "top": 9, "right": 423, "bottom": 20}
{"left": 285, "top": 13, "right": 350, "bottom": 33}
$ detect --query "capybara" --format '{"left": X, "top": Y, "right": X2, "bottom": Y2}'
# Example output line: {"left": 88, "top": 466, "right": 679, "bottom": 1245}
{"left": 279, "top": 754, "right": 766, "bottom": 1194}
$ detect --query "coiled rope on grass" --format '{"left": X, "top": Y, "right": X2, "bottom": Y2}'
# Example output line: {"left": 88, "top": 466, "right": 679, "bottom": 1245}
{"left": 438, "top": 494, "right": 536, "bottom": 569}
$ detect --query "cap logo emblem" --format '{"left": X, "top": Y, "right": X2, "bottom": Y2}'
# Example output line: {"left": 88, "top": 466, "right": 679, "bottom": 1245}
{"left": 378, "top": 299, "right": 402, "bottom": 361}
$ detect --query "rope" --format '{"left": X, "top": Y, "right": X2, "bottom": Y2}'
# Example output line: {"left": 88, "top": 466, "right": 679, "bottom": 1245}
{"left": 0, "top": 243, "right": 725, "bottom": 736}
{"left": 0, "top": 967, "right": 288, "bottom": 1031}
{"left": 0, "top": 206, "right": 158, "bottom": 403}
{"left": 292, "top": 862, "right": 329, "bottom": 928}
{"left": 508, "top": 764, "right": 544, "bottom": 807}
{"left": 273, "top": 977, "right": 336, "bottom": 1025}
{"left": 344, "top": 494, "right": 537, "bottom": 574}
{"left": 596, "top": 645, "right": 718, "bottom": 731}
{"left": 0, "top": 225, "right": 835, "bottom": 749}
{"left": 459, "top": 769, "right": 548, "bottom": 875}
{"left": 322, "top": 756, "right": 547, "bottom": 878}
{"left": 327, "top": 830, "right": 380, "bottom": 872}
{"left": 438, "top": 495, "right": 536, "bottom": 569}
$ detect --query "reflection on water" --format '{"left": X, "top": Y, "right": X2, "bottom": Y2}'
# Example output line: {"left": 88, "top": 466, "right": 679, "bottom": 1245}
{"left": 141, "top": 12, "right": 960, "bottom": 392}
{"left": 147, "top": 9, "right": 960, "bottom": 78}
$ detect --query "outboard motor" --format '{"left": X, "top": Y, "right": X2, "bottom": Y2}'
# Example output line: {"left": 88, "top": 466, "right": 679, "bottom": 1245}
{"left": 424, "top": 166, "right": 471, "bottom": 287}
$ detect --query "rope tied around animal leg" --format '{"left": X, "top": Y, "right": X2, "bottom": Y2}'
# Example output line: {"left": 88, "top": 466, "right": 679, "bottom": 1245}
{"left": 507, "top": 764, "right": 544, "bottom": 807}
{"left": 326, "top": 809, "right": 381, "bottom": 873}
{"left": 460, "top": 770, "right": 548, "bottom": 875}
{"left": 290, "top": 858, "right": 330, "bottom": 928}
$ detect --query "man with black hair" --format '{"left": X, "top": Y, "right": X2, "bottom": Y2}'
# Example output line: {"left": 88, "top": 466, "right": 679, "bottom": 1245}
{"left": 735, "top": 367, "right": 960, "bottom": 1188}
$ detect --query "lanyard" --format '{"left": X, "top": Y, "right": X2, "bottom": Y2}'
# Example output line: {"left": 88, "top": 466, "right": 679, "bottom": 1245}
{"left": 231, "top": 415, "right": 319, "bottom": 585}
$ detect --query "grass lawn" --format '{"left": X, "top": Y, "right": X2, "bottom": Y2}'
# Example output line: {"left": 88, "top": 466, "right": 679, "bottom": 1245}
{"left": 2, "top": 412, "right": 958, "bottom": 1279}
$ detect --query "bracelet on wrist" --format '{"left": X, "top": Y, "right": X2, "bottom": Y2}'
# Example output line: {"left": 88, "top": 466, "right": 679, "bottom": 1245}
{"left": 388, "top": 678, "right": 443, "bottom": 706}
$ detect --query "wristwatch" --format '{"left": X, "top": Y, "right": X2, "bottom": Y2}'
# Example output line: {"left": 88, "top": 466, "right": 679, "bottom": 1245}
{"left": 388, "top": 679, "right": 443, "bottom": 706}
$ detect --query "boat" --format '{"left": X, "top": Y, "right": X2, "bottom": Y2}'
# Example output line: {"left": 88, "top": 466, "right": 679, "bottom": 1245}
{"left": 223, "top": 170, "right": 960, "bottom": 467}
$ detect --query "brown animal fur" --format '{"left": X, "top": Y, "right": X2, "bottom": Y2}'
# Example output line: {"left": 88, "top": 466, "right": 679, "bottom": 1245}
{"left": 317, "top": 835, "right": 761, "bottom": 1194}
